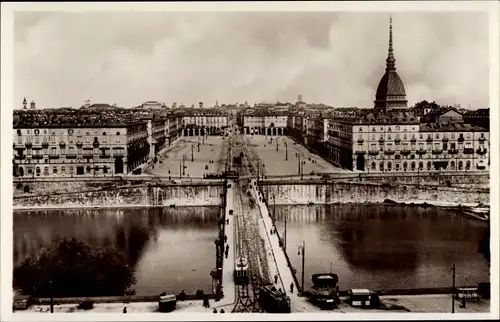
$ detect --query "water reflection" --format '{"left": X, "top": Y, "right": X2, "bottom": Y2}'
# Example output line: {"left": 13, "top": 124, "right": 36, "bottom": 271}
{"left": 14, "top": 207, "right": 219, "bottom": 295}
{"left": 274, "top": 204, "right": 489, "bottom": 291}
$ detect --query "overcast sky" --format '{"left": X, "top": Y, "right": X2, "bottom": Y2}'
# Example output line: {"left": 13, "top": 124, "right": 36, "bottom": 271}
{"left": 14, "top": 11, "right": 489, "bottom": 109}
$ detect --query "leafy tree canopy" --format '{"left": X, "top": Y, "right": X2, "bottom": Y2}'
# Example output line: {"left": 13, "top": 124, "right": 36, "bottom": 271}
{"left": 14, "top": 238, "right": 135, "bottom": 297}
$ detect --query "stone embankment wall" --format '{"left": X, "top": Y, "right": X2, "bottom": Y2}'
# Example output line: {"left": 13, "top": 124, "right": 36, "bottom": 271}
{"left": 260, "top": 181, "right": 489, "bottom": 205}
{"left": 13, "top": 184, "right": 224, "bottom": 209}
{"left": 347, "top": 172, "right": 490, "bottom": 189}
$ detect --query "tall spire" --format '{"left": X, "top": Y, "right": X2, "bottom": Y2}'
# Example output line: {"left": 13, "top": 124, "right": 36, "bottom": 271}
{"left": 386, "top": 15, "right": 396, "bottom": 71}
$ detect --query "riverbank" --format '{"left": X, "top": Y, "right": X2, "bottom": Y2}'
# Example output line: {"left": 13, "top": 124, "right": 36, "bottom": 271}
{"left": 17, "top": 293, "right": 490, "bottom": 314}
{"left": 13, "top": 198, "right": 489, "bottom": 223}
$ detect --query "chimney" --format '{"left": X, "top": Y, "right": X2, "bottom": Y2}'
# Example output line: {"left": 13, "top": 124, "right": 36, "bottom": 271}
{"left": 199, "top": 102, "right": 204, "bottom": 109}
{"left": 30, "top": 101, "right": 36, "bottom": 110}
{"left": 298, "top": 94, "right": 303, "bottom": 102}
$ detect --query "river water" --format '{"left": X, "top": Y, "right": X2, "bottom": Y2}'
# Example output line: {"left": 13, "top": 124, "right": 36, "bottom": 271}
{"left": 13, "top": 204, "right": 489, "bottom": 296}
{"left": 273, "top": 204, "right": 489, "bottom": 291}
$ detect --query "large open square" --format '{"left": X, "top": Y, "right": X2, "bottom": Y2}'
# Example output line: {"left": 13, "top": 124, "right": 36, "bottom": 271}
{"left": 241, "top": 135, "right": 349, "bottom": 177}
{"left": 145, "top": 136, "right": 229, "bottom": 178}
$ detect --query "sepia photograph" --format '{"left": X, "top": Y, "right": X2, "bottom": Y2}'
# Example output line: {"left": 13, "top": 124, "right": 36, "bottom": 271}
{"left": 1, "top": 1, "right": 498, "bottom": 320}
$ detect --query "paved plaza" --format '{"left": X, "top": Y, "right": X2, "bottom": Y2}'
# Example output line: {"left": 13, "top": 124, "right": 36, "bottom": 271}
{"left": 242, "top": 135, "right": 349, "bottom": 177}
{"left": 146, "top": 136, "right": 228, "bottom": 179}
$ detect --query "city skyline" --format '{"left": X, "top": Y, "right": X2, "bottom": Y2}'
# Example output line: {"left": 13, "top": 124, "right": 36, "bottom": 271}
{"left": 14, "top": 11, "right": 489, "bottom": 110}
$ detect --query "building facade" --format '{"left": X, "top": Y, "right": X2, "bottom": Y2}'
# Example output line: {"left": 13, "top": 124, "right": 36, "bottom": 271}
{"left": 13, "top": 112, "right": 184, "bottom": 177}
{"left": 13, "top": 126, "right": 130, "bottom": 177}
{"left": 182, "top": 110, "right": 229, "bottom": 136}
{"left": 241, "top": 112, "right": 288, "bottom": 135}
{"left": 327, "top": 119, "right": 490, "bottom": 173}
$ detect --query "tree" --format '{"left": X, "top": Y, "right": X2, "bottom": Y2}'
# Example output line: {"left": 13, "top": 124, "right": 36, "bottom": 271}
{"left": 478, "top": 223, "right": 490, "bottom": 263}
{"left": 14, "top": 238, "right": 135, "bottom": 297}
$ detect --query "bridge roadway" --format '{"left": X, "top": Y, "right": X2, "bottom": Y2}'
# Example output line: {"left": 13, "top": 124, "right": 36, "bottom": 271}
{"left": 216, "top": 134, "right": 321, "bottom": 313}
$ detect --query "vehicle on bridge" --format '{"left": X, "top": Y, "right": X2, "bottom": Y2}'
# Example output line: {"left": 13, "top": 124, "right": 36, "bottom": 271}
{"left": 224, "top": 170, "right": 239, "bottom": 179}
{"left": 234, "top": 257, "right": 249, "bottom": 285}
{"left": 258, "top": 284, "right": 291, "bottom": 313}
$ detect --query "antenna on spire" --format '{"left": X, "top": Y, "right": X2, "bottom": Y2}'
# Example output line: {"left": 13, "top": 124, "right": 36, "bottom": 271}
{"left": 386, "top": 14, "right": 396, "bottom": 71}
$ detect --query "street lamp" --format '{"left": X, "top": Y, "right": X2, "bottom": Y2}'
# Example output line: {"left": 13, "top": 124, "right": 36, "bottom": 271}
{"left": 49, "top": 280, "right": 54, "bottom": 313}
{"left": 284, "top": 141, "right": 288, "bottom": 161}
{"left": 272, "top": 193, "right": 276, "bottom": 222}
{"left": 297, "top": 241, "right": 305, "bottom": 293}
{"left": 191, "top": 143, "right": 194, "bottom": 162}
{"left": 182, "top": 154, "right": 187, "bottom": 176}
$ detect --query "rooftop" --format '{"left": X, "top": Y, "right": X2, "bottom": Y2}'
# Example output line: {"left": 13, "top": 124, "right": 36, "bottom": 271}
{"left": 12, "top": 109, "right": 171, "bottom": 129}
{"left": 335, "top": 109, "right": 419, "bottom": 125}
{"left": 419, "top": 122, "right": 487, "bottom": 132}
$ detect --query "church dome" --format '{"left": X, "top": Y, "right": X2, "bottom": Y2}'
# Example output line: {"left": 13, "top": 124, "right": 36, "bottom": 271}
{"left": 375, "top": 70, "right": 406, "bottom": 98}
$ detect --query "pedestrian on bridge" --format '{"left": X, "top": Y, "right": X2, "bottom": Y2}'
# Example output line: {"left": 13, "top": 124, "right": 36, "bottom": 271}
{"left": 274, "top": 274, "right": 278, "bottom": 284}
{"left": 224, "top": 234, "right": 227, "bottom": 243}
{"left": 290, "top": 283, "right": 294, "bottom": 294}
{"left": 213, "top": 308, "right": 217, "bottom": 313}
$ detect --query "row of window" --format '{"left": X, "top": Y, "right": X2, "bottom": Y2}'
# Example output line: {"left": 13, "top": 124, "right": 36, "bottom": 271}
{"left": 366, "top": 160, "right": 475, "bottom": 171}
{"left": 17, "top": 129, "right": 122, "bottom": 136}
{"left": 15, "top": 164, "right": 115, "bottom": 177}
{"left": 357, "top": 132, "right": 485, "bottom": 140}
{"left": 362, "top": 142, "right": 479, "bottom": 150}
{"left": 17, "top": 138, "right": 123, "bottom": 144}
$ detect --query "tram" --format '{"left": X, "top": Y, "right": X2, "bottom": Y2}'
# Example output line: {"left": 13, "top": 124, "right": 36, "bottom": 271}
{"left": 258, "top": 284, "right": 291, "bottom": 313}
{"left": 234, "top": 257, "right": 249, "bottom": 285}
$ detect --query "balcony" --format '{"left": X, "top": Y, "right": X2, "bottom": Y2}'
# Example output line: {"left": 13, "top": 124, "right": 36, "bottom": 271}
{"left": 426, "top": 137, "right": 433, "bottom": 143}
{"left": 442, "top": 137, "right": 449, "bottom": 142}
{"left": 384, "top": 150, "right": 395, "bottom": 155}
{"left": 432, "top": 150, "right": 443, "bottom": 155}
{"left": 368, "top": 150, "right": 379, "bottom": 156}
{"left": 42, "top": 142, "right": 49, "bottom": 148}
{"left": 463, "top": 148, "right": 474, "bottom": 154}
{"left": 66, "top": 154, "right": 77, "bottom": 159}
{"left": 49, "top": 154, "right": 59, "bottom": 159}
{"left": 448, "top": 149, "right": 459, "bottom": 155}
{"left": 83, "top": 153, "right": 94, "bottom": 158}
{"left": 410, "top": 137, "right": 417, "bottom": 143}
{"left": 458, "top": 137, "right": 465, "bottom": 143}
{"left": 477, "top": 148, "right": 488, "bottom": 155}
{"left": 355, "top": 150, "right": 366, "bottom": 155}
{"left": 59, "top": 142, "right": 66, "bottom": 148}
{"left": 357, "top": 139, "right": 364, "bottom": 144}
{"left": 100, "top": 154, "right": 111, "bottom": 159}
{"left": 394, "top": 138, "right": 401, "bottom": 144}
{"left": 478, "top": 137, "right": 486, "bottom": 142}
{"left": 93, "top": 141, "right": 100, "bottom": 148}
{"left": 76, "top": 142, "right": 83, "bottom": 148}
{"left": 400, "top": 150, "right": 411, "bottom": 156}
{"left": 14, "top": 155, "right": 26, "bottom": 160}
{"left": 416, "top": 149, "right": 427, "bottom": 155}
{"left": 32, "top": 155, "right": 44, "bottom": 159}
{"left": 378, "top": 138, "right": 385, "bottom": 144}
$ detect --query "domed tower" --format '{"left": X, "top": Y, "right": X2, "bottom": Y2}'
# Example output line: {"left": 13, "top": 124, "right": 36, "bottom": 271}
{"left": 374, "top": 16, "right": 407, "bottom": 112}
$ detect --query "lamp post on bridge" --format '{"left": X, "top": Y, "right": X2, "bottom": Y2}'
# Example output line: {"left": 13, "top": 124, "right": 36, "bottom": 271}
{"left": 285, "top": 141, "right": 288, "bottom": 161}
{"left": 297, "top": 241, "right": 305, "bottom": 293}
{"left": 182, "top": 154, "right": 187, "bottom": 176}
{"left": 191, "top": 143, "right": 194, "bottom": 162}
